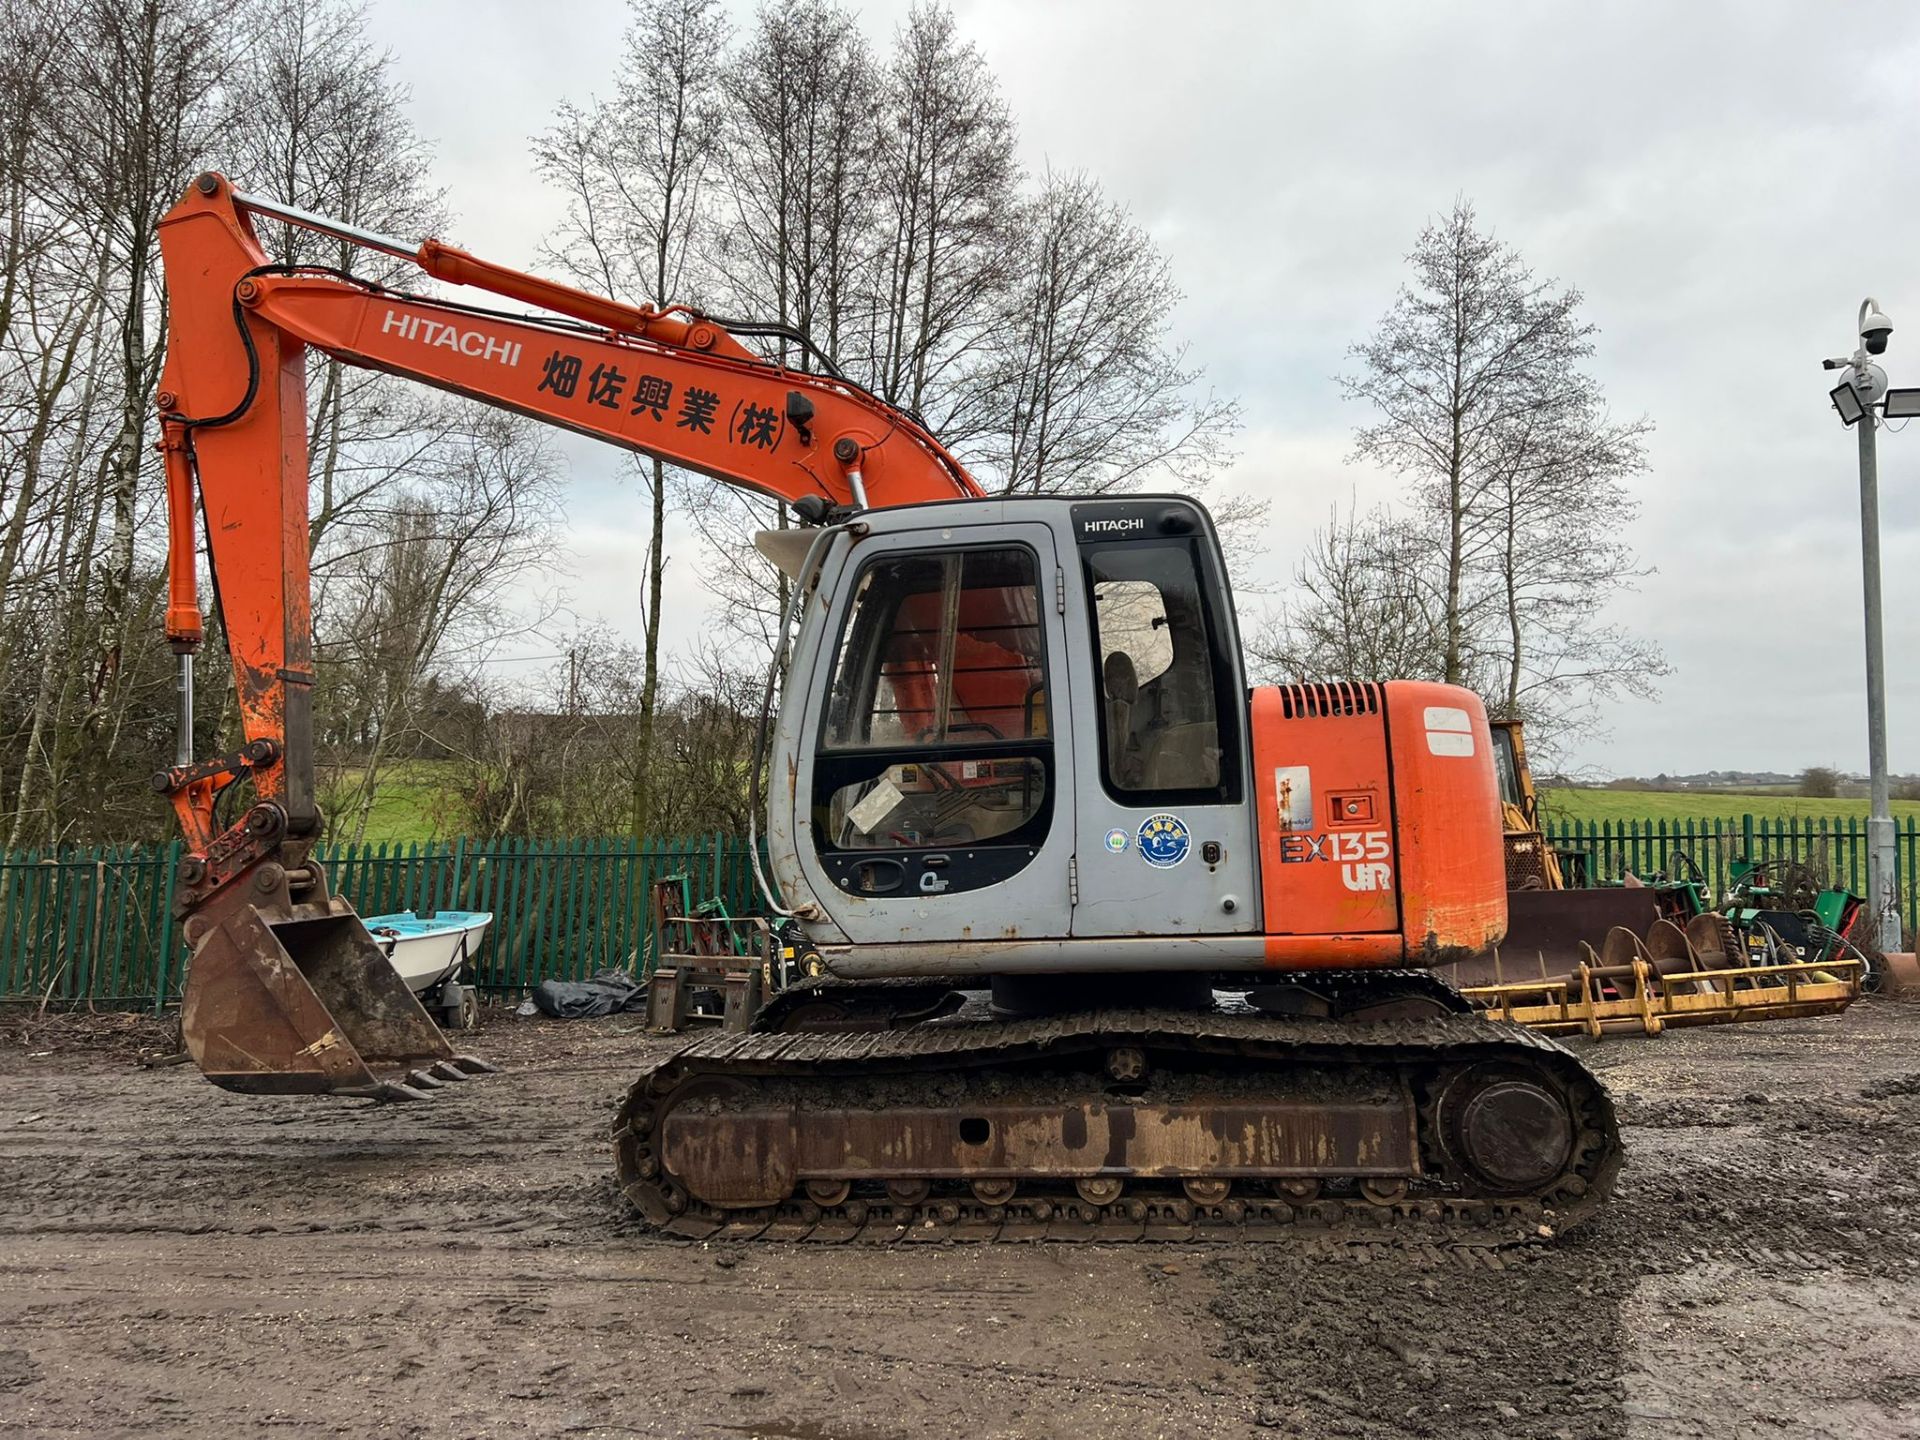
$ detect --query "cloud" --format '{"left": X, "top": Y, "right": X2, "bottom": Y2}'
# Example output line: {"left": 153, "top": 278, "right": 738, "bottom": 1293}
{"left": 367, "top": 0, "right": 1920, "bottom": 776}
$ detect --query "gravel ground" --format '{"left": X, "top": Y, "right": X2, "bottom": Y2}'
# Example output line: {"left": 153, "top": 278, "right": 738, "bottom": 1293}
{"left": 2, "top": 998, "right": 1918, "bottom": 1438}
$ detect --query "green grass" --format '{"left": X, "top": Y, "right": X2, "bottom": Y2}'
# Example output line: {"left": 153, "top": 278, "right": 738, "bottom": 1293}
{"left": 1543, "top": 787, "right": 1920, "bottom": 825}
{"left": 319, "top": 759, "right": 467, "bottom": 845}
{"left": 318, "top": 763, "right": 1920, "bottom": 846}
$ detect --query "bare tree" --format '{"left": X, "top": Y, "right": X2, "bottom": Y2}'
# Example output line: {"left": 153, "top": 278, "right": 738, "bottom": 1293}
{"left": 713, "top": 0, "right": 880, "bottom": 364}
{"left": 1251, "top": 505, "right": 1452, "bottom": 685}
{"left": 63, "top": 0, "right": 231, "bottom": 694}
{"left": 866, "top": 3, "right": 1018, "bottom": 443}
{"left": 535, "top": 0, "right": 728, "bottom": 836}
{"left": 675, "top": 0, "right": 884, "bottom": 669}
{"left": 445, "top": 630, "right": 758, "bottom": 839}
{"left": 979, "top": 170, "right": 1239, "bottom": 499}
{"left": 1337, "top": 198, "right": 1660, "bottom": 749}
{"left": 315, "top": 413, "right": 559, "bottom": 841}
{"left": 0, "top": 0, "right": 231, "bottom": 846}
{"left": 221, "top": 0, "right": 455, "bottom": 564}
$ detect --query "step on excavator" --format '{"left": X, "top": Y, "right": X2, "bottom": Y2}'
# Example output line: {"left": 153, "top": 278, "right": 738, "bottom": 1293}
{"left": 156, "top": 173, "right": 1622, "bottom": 1244}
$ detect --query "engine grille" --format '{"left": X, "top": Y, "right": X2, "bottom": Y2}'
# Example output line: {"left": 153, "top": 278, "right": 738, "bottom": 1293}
{"left": 1276, "top": 682, "right": 1383, "bottom": 719}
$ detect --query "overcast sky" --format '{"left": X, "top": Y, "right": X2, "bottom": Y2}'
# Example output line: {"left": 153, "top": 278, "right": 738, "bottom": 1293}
{"left": 361, "top": 0, "right": 1920, "bottom": 778}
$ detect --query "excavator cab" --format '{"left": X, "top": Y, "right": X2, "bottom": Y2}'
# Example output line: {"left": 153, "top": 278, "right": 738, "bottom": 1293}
{"left": 767, "top": 496, "right": 1261, "bottom": 965}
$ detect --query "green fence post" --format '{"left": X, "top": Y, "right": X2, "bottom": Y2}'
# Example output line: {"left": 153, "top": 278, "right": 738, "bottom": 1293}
{"left": 155, "top": 841, "right": 181, "bottom": 1012}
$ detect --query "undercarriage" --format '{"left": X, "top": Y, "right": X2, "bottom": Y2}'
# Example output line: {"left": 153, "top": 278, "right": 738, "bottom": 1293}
{"left": 613, "top": 973, "right": 1622, "bottom": 1247}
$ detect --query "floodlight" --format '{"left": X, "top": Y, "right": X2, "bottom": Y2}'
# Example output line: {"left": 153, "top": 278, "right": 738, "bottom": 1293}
{"left": 1884, "top": 388, "right": 1920, "bottom": 420}
{"left": 1831, "top": 380, "right": 1866, "bottom": 426}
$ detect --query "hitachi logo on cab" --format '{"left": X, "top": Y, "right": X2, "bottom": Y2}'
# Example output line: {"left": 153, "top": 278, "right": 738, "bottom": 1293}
{"left": 1081, "top": 517, "right": 1146, "bottom": 535}
{"left": 380, "top": 309, "right": 522, "bottom": 367}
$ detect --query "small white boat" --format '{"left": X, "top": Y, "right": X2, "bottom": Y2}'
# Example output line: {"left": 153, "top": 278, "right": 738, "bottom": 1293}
{"left": 363, "top": 910, "right": 493, "bottom": 995}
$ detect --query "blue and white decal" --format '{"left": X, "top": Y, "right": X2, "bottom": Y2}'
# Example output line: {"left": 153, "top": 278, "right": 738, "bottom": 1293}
{"left": 1137, "top": 813, "right": 1191, "bottom": 869}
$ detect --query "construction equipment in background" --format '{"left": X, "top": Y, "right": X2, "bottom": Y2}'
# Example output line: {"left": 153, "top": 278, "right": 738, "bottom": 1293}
{"left": 1438, "top": 720, "right": 1866, "bottom": 1038}
{"left": 642, "top": 875, "right": 794, "bottom": 1034}
{"left": 155, "top": 172, "right": 1622, "bottom": 1245}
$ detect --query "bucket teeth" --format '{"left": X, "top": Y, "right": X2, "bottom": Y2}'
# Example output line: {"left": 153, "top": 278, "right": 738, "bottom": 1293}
{"left": 428, "top": 1060, "right": 470, "bottom": 1082}
{"left": 374, "top": 1080, "right": 435, "bottom": 1102}
{"left": 405, "top": 1068, "right": 447, "bottom": 1090}
{"left": 450, "top": 1054, "right": 499, "bottom": 1075}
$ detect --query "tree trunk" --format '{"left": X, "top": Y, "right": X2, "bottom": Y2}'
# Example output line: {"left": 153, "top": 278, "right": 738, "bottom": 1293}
{"left": 631, "top": 455, "right": 668, "bottom": 836}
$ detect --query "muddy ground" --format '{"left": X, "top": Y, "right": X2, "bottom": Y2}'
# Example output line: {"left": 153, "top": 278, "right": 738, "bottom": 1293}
{"left": 3, "top": 1000, "right": 1919, "bottom": 1440}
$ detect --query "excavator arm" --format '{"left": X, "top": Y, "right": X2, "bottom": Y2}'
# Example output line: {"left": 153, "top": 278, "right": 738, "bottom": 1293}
{"left": 153, "top": 172, "right": 978, "bottom": 1098}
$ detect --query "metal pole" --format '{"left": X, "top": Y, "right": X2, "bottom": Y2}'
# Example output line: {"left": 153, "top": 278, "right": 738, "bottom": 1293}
{"left": 174, "top": 653, "right": 194, "bottom": 768}
{"left": 1856, "top": 405, "right": 1902, "bottom": 953}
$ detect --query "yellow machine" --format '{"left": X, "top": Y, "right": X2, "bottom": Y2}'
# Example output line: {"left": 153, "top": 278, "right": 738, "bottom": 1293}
{"left": 1440, "top": 721, "right": 1865, "bottom": 1039}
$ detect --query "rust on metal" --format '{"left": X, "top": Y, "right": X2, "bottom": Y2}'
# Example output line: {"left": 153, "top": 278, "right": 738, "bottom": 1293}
{"left": 1452, "top": 908, "right": 1863, "bottom": 1039}
{"left": 659, "top": 1098, "right": 1420, "bottom": 1208}
{"left": 614, "top": 1006, "right": 1622, "bottom": 1247}
{"left": 180, "top": 858, "right": 478, "bottom": 1100}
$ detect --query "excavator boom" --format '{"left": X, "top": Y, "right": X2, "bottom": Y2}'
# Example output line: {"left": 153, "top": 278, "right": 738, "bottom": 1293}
{"left": 155, "top": 172, "right": 975, "bottom": 1099}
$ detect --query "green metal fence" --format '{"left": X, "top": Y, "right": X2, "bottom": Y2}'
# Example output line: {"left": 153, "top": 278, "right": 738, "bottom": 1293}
{"left": 1544, "top": 814, "right": 1919, "bottom": 939}
{"left": 0, "top": 834, "right": 760, "bottom": 1011}
{"left": 4, "top": 817, "right": 1915, "bottom": 1010}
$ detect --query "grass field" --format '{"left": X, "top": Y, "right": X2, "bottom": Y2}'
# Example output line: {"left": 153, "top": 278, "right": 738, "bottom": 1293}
{"left": 1542, "top": 787, "right": 1920, "bottom": 825}
{"left": 317, "top": 761, "right": 1920, "bottom": 845}
{"left": 319, "top": 759, "right": 467, "bottom": 845}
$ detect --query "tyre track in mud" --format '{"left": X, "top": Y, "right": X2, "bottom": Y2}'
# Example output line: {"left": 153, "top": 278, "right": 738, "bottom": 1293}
{"left": 1214, "top": 998, "right": 1920, "bottom": 1439}
{"left": 0, "top": 1019, "right": 1253, "bottom": 1439}
{"left": 5, "top": 1005, "right": 1920, "bottom": 1437}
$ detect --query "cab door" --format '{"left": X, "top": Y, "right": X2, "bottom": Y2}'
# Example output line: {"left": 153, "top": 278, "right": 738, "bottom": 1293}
{"left": 1066, "top": 504, "right": 1259, "bottom": 936}
{"left": 788, "top": 522, "right": 1075, "bottom": 945}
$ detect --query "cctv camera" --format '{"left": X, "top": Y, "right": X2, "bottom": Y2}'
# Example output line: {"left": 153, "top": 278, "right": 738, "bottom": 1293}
{"left": 1862, "top": 305, "right": 1893, "bottom": 355}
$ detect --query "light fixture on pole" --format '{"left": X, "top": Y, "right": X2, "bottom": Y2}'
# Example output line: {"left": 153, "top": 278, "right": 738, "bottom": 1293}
{"left": 1884, "top": 388, "right": 1920, "bottom": 420}
{"left": 1821, "top": 298, "right": 1904, "bottom": 956}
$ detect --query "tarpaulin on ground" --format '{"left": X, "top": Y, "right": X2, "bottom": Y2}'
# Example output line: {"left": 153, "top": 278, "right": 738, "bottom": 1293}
{"left": 530, "top": 969, "right": 647, "bottom": 1018}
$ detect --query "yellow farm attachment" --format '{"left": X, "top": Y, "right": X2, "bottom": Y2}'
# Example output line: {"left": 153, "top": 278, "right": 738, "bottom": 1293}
{"left": 1453, "top": 915, "right": 1865, "bottom": 1040}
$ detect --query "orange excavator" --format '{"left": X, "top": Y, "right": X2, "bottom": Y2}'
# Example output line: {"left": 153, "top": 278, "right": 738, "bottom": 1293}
{"left": 156, "top": 172, "right": 1621, "bottom": 1243}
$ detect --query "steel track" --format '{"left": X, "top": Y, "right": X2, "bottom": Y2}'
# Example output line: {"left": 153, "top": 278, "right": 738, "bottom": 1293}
{"left": 613, "top": 1008, "right": 1621, "bottom": 1247}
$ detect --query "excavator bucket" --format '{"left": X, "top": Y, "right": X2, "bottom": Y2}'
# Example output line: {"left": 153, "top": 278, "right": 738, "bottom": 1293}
{"left": 1501, "top": 887, "right": 1664, "bottom": 969}
{"left": 181, "top": 891, "right": 494, "bottom": 1101}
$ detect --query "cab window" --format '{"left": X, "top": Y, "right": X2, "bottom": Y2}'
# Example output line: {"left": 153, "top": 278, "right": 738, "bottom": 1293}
{"left": 1084, "top": 540, "right": 1235, "bottom": 801}
{"left": 817, "top": 546, "right": 1050, "bottom": 855}
{"left": 1491, "top": 726, "right": 1522, "bottom": 810}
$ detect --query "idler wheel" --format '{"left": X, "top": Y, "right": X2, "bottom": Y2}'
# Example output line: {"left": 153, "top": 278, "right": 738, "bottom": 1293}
{"left": 1440, "top": 1069, "right": 1575, "bottom": 1194}
{"left": 971, "top": 1178, "right": 1016, "bottom": 1204}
